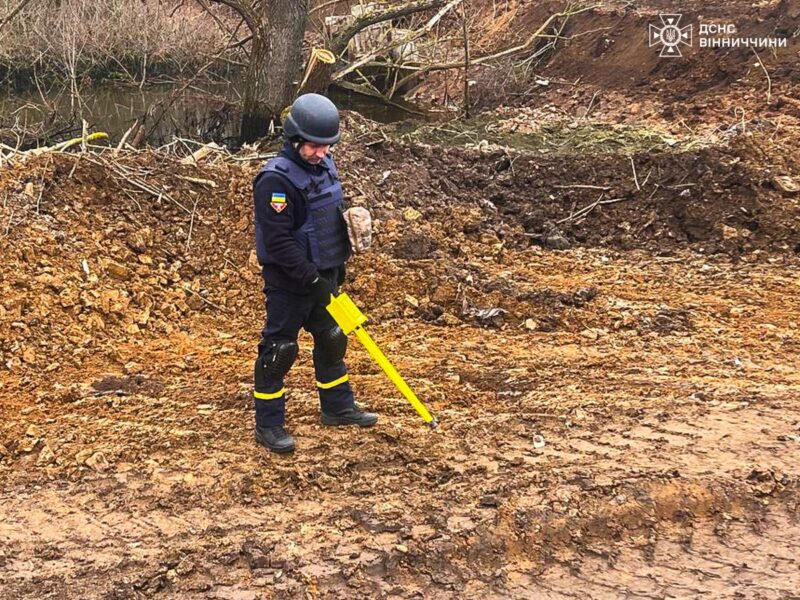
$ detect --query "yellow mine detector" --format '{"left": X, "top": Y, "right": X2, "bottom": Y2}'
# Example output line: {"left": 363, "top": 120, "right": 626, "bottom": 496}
{"left": 325, "top": 293, "right": 439, "bottom": 428}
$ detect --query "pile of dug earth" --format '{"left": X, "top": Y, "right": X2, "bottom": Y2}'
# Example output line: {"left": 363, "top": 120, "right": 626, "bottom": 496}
{"left": 1, "top": 111, "right": 799, "bottom": 597}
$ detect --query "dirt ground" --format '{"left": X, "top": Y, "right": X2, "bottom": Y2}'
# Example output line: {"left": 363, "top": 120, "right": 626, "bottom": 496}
{"left": 2, "top": 1, "right": 800, "bottom": 598}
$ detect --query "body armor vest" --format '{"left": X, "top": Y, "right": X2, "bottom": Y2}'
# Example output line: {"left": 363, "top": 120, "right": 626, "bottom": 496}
{"left": 258, "top": 154, "right": 351, "bottom": 270}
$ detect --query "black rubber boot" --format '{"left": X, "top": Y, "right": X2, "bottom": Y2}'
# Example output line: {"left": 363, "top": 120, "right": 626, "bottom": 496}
{"left": 321, "top": 405, "right": 378, "bottom": 427}
{"left": 255, "top": 424, "right": 296, "bottom": 453}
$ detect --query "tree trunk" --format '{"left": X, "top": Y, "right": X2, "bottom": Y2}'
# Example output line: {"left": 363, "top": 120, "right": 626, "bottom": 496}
{"left": 298, "top": 58, "right": 337, "bottom": 96}
{"left": 239, "top": 0, "right": 309, "bottom": 143}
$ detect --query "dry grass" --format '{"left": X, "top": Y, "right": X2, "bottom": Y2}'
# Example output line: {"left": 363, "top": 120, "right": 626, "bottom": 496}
{"left": 0, "top": 0, "right": 237, "bottom": 84}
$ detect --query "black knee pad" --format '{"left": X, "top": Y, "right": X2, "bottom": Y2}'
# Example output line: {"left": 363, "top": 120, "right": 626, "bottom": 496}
{"left": 314, "top": 327, "right": 347, "bottom": 365}
{"left": 256, "top": 341, "right": 298, "bottom": 382}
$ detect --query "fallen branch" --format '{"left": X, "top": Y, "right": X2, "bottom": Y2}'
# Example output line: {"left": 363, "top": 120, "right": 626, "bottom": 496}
{"left": 333, "top": 80, "right": 427, "bottom": 115}
{"left": 82, "top": 154, "right": 192, "bottom": 215}
{"left": 228, "top": 153, "right": 278, "bottom": 162}
{"left": 554, "top": 184, "right": 610, "bottom": 190}
{"left": 390, "top": 4, "right": 597, "bottom": 90}
{"left": 557, "top": 194, "right": 627, "bottom": 225}
{"left": 177, "top": 175, "right": 218, "bottom": 188}
{"left": 115, "top": 120, "right": 138, "bottom": 156}
{"left": 333, "top": 0, "right": 465, "bottom": 82}
{"left": 180, "top": 142, "right": 225, "bottom": 165}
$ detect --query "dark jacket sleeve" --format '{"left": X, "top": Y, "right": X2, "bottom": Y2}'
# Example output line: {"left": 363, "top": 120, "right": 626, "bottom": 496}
{"left": 253, "top": 172, "right": 319, "bottom": 287}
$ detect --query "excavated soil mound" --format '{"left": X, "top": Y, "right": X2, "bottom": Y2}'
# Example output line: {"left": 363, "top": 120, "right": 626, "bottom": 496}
{"left": 1, "top": 119, "right": 799, "bottom": 597}
{"left": 419, "top": 0, "right": 800, "bottom": 135}
{"left": 2, "top": 0, "right": 799, "bottom": 596}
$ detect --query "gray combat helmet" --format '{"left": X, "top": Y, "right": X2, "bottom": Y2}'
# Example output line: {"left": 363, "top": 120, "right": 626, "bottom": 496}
{"left": 283, "top": 93, "right": 341, "bottom": 145}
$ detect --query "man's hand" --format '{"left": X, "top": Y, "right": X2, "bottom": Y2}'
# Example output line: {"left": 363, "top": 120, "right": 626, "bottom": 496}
{"left": 308, "top": 276, "right": 335, "bottom": 306}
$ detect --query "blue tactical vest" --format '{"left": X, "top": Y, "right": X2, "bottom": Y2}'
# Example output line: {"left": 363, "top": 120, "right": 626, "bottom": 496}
{"left": 257, "top": 154, "right": 351, "bottom": 270}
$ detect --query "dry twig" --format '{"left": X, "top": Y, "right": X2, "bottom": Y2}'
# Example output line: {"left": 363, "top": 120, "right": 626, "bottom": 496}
{"left": 185, "top": 196, "right": 201, "bottom": 250}
{"left": 630, "top": 156, "right": 640, "bottom": 191}
{"left": 183, "top": 284, "right": 229, "bottom": 312}
{"left": 751, "top": 48, "right": 772, "bottom": 102}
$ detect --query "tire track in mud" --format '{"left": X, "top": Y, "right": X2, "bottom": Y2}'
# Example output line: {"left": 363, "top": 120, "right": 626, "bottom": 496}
{"left": 2, "top": 317, "right": 798, "bottom": 598}
{"left": 2, "top": 139, "right": 799, "bottom": 597}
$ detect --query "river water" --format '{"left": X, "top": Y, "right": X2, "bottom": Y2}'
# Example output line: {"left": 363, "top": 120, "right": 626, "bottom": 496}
{"left": 0, "top": 83, "right": 421, "bottom": 147}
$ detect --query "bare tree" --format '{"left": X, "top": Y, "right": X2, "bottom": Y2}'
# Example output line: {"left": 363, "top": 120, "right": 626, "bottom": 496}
{"left": 201, "top": 0, "right": 309, "bottom": 142}
{"left": 204, "top": 0, "right": 449, "bottom": 142}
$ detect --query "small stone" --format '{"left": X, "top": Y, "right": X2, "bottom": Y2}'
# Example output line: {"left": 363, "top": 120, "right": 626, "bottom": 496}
{"left": 542, "top": 230, "right": 570, "bottom": 250}
{"left": 75, "top": 448, "right": 94, "bottom": 465}
{"left": 405, "top": 295, "right": 419, "bottom": 308}
{"left": 25, "top": 424, "right": 42, "bottom": 438}
{"left": 480, "top": 494, "right": 499, "bottom": 507}
{"left": 435, "top": 313, "right": 461, "bottom": 327}
{"left": 524, "top": 318, "right": 538, "bottom": 330}
{"left": 479, "top": 232, "right": 500, "bottom": 245}
{"left": 186, "top": 294, "right": 205, "bottom": 311}
{"left": 36, "top": 444, "right": 56, "bottom": 466}
{"left": 773, "top": 175, "right": 799, "bottom": 194}
{"left": 247, "top": 250, "right": 261, "bottom": 273}
{"left": 123, "top": 361, "right": 142, "bottom": 375}
{"left": 18, "top": 437, "right": 39, "bottom": 453}
{"left": 131, "top": 231, "right": 148, "bottom": 253}
{"left": 403, "top": 208, "right": 422, "bottom": 221}
{"left": 395, "top": 544, "right": 408, "bottom": 553}
{"left": 721, "top": 224, "right": 740, "bottom": 239}
{"left": 85, "top": 451, "right": 110, "bottom": 472}
{"left": 106, "top": 261, "right": 132, "bottom": 281}
{"left": 175, "top": 557, "right": 195, "bottom": 576}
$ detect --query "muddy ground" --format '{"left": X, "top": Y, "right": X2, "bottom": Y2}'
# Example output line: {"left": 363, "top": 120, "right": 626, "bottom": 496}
{"left": 2, "top": 1, "right": 800, "bottom": 598}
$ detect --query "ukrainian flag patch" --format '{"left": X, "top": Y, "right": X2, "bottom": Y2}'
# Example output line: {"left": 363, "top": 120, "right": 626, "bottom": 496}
{"left": 270, "top": 192, "right": 287, "bottom": 213}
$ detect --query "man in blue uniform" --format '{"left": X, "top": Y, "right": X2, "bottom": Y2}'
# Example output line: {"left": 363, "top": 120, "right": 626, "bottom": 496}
{"left": 252, "top": 93, "right": 378, "bottom": 454}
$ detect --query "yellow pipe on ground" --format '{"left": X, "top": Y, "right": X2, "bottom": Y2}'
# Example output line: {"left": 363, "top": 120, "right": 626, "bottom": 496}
{"left": 326, "top": 293, "right": 438, "bottom": 428}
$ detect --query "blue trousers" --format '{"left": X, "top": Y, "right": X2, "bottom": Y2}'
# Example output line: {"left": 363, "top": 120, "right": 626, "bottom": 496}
{"left": 254, "top": 284, "right": 355, "bottom": 427}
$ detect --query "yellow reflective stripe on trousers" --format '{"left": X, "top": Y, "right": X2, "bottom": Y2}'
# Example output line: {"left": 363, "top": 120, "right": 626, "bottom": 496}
{"left": 316, "top": 374, "right": 349, "bottom": 389}
{"left": 253, "top": 388, "right": 286, "bottom": 400}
